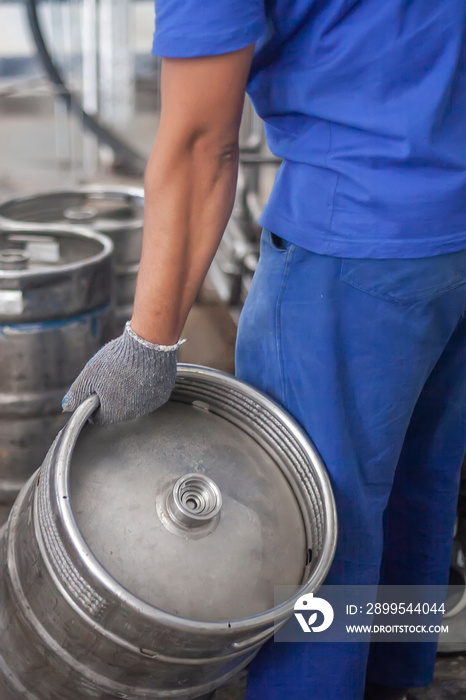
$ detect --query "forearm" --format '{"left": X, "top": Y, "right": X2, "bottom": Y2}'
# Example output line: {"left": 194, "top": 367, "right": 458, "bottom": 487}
{"left": 131, "top": 134, "right": 239, "bottom": 345}
{"left": 130, "top": 47, "right": 254, "bottom": 344}
{"left": 65, "top": 47, "right": 254, "bottom": 423}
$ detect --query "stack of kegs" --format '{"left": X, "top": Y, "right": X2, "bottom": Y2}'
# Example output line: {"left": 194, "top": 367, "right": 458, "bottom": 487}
{"left": 0, "top": 185, "right": 144, "bottom": 333}
{"left": 0, "top": 222, "right": 114, "bottom": 525}
{"left": 0, "top": 185, "right": 144, "bottom": 526}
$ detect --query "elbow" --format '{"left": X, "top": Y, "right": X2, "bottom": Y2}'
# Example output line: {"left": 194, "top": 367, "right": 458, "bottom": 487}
{"left": 188, "top": 131, "right": 240, "bottom": 167}
{"left": 152, "top": 123, "right": 240, "bottom": 168}
{"left": 144, "top": 128, "right": 240, "bottom": 196}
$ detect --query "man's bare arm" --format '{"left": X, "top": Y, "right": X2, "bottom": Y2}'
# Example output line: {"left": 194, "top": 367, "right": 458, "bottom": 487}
{"left": 63, "top": 45, "right": 254, "bottom": 423}
{"left": 131, "top": 45, "right": 255, "bottom": 345}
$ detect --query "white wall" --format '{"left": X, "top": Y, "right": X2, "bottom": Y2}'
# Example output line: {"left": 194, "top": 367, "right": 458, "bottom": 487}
{"left": 0, "top": 1, "right": 155, "bottom": 59}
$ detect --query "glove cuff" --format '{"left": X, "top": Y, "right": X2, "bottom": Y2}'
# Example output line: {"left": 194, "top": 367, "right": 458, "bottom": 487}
{"left": 125, "top": 322, "right": 185, "bottom": 352}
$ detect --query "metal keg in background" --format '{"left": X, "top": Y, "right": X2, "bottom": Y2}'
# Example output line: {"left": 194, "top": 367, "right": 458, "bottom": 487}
{"left": 0, "top": 365, "right": 337, "bottom": 699}
{"left": 0, "top": 185, "right": 144, "bottom": 333}
{"left": 0, "top": 225, "right": 114, "bottom": 527}
{"left": 437, "top": 550, "right": 466, "bottom": 654}
{"left": 437, "top": 457, "right": 466, "bottom": 654}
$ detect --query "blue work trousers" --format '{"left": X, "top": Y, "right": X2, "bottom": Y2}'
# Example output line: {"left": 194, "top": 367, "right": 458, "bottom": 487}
{"left": 235, "top": 230, "right": 466, "bottom": 700}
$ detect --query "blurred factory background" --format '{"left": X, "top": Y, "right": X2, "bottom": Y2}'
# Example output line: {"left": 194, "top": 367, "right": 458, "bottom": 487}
{"left": 0, "top": 0, "right": 281, "bottom": 362}
{"left": 0, "top": 1, "right": 464, "bottom": 698}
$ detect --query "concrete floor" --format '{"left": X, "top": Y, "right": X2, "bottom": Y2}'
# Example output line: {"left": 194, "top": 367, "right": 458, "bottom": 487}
{"left": 1, "top": 84, "right": 466, "bottom": 700}
{"left": 409, "top": 656, "right": 466, "bottom": 700}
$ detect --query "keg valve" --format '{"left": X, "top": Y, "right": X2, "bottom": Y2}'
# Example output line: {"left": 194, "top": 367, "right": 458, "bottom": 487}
{"left": 166, "top": 473, "right": 222, "bottom": 531}
{"left": 0, "top": 249, "right": 29, "bottom": 270}
{"left": 63, "top": 206, "right": 98, "bottom": 222}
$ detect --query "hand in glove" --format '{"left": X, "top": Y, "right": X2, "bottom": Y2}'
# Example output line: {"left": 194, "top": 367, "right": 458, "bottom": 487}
{"left": 62, "top": 322, "right": 183, "bottom": 425}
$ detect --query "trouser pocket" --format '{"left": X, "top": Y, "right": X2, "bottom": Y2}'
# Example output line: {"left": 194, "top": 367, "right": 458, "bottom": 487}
{"left": 340, "top": 250, "right": 466, "bottom": 304}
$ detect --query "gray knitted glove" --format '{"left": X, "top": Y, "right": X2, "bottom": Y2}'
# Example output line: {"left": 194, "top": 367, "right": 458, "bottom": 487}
{"left": 62, "top": 322, "right": 183, "bottom": 425}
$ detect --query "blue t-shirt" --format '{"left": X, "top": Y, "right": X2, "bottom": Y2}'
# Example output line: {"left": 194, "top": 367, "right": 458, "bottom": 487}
{"left": 153, "top": 1, "right": 466, "bottom": 258}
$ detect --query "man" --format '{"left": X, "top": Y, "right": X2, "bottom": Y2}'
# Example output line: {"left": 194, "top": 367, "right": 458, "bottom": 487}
{"left": 64, "top": 1, "right": 466, "bottom": 698}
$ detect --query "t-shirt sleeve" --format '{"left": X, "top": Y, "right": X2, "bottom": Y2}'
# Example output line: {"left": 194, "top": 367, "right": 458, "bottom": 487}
{"left": 152, "top": 0, "right": 267, "bottom": 57}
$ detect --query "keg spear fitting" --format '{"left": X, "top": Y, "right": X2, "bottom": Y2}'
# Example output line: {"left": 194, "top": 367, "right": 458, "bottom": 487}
{"left": 166, "top": 473, "right": 222, "bottom": 531}
{"left": 0, "top": 249, "right": 29, "bottom": 270}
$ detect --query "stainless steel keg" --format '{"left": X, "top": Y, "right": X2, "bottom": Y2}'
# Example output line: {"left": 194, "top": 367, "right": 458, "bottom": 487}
{"left": 437, "top": 535, "right": 466, "bottom": 654}
{"left": 0, "top": 365, "right": 337, "bottom": 699}
{"left": 0, "top": 186, "right": 144, "bottom": 332}
{"left": 0, "top": 225, "right": 114, "bottom": 526}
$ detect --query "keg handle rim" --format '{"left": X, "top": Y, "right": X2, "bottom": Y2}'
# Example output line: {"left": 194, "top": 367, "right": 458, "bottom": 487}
{"left": 72, "top": 393, "right": 101, "bottom": 424}
{"left": 88, "top": 392, "right": 101, "bottom": 423}
{"left": 50, "top": 367, "right": 338, "bottom": 634}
